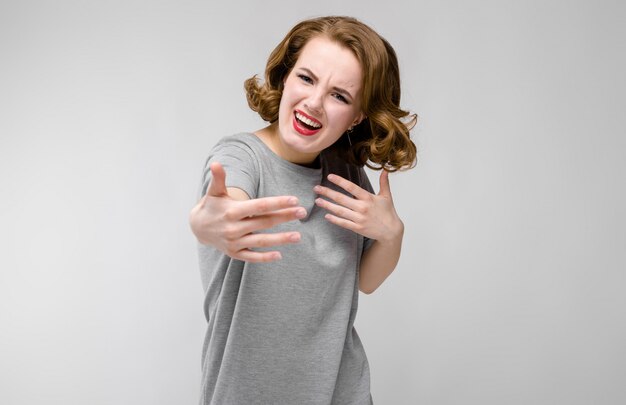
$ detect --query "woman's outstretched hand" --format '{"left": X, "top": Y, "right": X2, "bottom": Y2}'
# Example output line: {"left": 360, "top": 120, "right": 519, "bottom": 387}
{"left": 313, "top": 171, "right": 404, "bottom": 243}
{"left": 189, "top": 162, "right": 307, "bottom": 262}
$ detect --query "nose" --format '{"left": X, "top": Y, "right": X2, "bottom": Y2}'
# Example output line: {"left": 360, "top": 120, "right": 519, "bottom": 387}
{"left": 304, "top": 88, "right": 323, "bottom": 114}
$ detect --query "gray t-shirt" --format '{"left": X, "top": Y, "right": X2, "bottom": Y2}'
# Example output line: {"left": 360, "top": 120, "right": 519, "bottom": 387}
{"left": 197, "top": 133, "right": 374, "bottom": 405}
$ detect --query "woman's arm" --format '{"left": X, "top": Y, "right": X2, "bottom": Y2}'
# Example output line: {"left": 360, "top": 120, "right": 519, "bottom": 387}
{"left": 313, "top": 171, "right": 405, "bottom": 294}
{"left": 358, "top": 223, "right": 404, "bottom": 294}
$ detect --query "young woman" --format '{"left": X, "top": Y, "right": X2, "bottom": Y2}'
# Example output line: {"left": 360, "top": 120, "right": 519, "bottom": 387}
{"left": 189, "top": 16, "right": 417, "bottom": 404}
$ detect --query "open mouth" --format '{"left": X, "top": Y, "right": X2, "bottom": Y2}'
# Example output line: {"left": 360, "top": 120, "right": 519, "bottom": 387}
{"left": 293, "top": 110, "right": 322, "bottom": 136}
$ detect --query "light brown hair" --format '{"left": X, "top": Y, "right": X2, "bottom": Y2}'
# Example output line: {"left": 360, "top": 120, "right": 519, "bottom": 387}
{"left": 244, "top": 16, "right": 417, "bottom": 171}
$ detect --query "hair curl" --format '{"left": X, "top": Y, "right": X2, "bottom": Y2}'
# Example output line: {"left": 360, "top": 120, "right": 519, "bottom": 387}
{"left": 244, "top": 16, "right": 417, "bottom": 172}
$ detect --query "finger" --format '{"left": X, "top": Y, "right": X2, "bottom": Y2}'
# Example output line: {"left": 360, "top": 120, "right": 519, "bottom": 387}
{"left": 327, "top": 174, "right": 370, "bottom": 200}
{"left": 323, "top": 213, "right": 360, "bottom": 233}
{"left": 207, "top": 162, "right": 227, "bottom": 197}
{"left": 238, "top": 207, "right": 307, "bottom": 234}
{"left": 313, "top": 185, "right": 360, "bottom": 210}
{"left": 233, "top": 249, "right": 283, "bottom": 263}
{"left": 237, "top": 231, "right": 301, "bottom": 250}
{"left": 379, "top": 170, "right": 391, "bottom": 197}
{"left": 229, "top": 196, "right": 301, "bottom": 219}
{"left": 315, "top": 197, "right": 359, "bottom": 222}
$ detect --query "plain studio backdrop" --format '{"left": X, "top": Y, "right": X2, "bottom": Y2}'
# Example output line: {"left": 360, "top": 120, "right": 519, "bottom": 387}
{"left": 1, "top": 0, "right": 624, "bottom": 404}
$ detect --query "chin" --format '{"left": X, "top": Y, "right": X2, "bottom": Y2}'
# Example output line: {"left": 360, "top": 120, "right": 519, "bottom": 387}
{"left": 279, "top": 124, "right": 316, "bottom": 148}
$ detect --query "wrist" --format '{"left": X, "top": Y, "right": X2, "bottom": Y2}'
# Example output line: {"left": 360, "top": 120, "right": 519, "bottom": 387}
{"left": 377, "top": 218, "right": 404, "bottom": 245}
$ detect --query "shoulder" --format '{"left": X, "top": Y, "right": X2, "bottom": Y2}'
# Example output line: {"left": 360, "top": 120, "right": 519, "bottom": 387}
{"left": 206, "top": 133, "right": 267, "bottom": 171}
{"left": 211, "top": 133, "right": 260, "bottom": 157}
{"left": 200, "top": 133, "right": 263, "bottom": 199}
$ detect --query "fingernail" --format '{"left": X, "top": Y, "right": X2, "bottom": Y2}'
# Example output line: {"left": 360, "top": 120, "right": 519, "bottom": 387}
{"left": 296, "top": 208, "right": 307, "bottom": 218}
{"left": 275, "top": 252, "right": 282, "bottom": 260}
{"left": 313, "top": 185, "right": 321, "bottom": 192}
{"left": 288, "top": 197, "right": 298, "bottom": 205}
{"left": 289, "top": 233, "right": 301, "bottom": 242}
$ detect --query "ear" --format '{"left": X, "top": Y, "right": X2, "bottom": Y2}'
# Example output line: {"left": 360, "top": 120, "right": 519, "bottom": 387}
{"left": 352, "top": 112, "right": 366, "bottom": 127}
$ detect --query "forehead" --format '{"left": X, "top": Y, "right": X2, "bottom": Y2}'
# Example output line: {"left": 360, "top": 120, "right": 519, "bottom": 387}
{"left": 294, "top": 36, "right": 363, "bottom": 89}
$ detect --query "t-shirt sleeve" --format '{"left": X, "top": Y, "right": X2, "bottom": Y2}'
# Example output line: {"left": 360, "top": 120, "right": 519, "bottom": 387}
{"left": 199, "top": 138, "right": 259, "bottom": 200}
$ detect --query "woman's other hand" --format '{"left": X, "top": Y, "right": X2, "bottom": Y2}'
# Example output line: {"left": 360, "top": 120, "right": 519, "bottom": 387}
{"left": 189, "top": 162, "right": 307, "bottom": 262}
{"left": 313, "top": 171, "right": 404, "bottom": 243}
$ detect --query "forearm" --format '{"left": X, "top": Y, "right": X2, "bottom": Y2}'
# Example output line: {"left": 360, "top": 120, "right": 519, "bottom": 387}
{"left": 358, "top": 222, "right": 404, "bottom": 294}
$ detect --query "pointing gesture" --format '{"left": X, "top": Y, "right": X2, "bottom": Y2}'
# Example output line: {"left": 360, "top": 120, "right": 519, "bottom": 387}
{"left": 189, "top": 162, "right": 307, "bottom": 262}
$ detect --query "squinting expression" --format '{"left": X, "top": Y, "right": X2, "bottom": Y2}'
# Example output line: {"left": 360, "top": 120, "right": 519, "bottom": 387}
{"left": 273, "top": 36, "right": 365, "bottom": 165}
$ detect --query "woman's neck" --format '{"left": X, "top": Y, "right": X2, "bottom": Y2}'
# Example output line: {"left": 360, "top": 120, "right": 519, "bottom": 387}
{"left": 253, "top": 124, "right": 321, "bottom": 167}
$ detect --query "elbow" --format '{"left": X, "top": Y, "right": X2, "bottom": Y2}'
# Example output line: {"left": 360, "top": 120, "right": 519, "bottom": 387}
{"left": 358, "top": 282, "right": 377, "bottom": 295}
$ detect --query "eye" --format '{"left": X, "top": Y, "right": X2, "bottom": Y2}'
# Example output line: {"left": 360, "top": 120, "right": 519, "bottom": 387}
{"left": 332, "top": 93, "right": 349, "bottom": 104}
{"left": 297, "top": 74, "right": 313, "bottom": 84}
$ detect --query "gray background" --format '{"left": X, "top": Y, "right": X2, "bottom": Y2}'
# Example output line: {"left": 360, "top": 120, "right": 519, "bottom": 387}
{"left": 1, "top": 0, "right": 624, "bottom": 404}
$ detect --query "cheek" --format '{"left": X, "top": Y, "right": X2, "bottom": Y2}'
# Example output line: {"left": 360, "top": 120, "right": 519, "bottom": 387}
{"left": 328, "top": 107, "right": 358, "bottom": 128}
{"left": 279, "top": 86, "right": 299, "bottom": 114}
{"left": 278, "top": 94, "right": 293, "bottom": 121}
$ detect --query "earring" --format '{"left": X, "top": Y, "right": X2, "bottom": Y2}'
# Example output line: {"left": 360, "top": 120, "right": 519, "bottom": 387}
{"left": 346, "top": 126, "right": 354, "bottom": 146}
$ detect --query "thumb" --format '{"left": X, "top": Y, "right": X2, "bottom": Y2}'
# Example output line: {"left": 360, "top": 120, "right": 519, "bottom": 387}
{"left": 206, "top": 162, "right": 228, "bottom": 197}
{"left": 378, "top": 169, "right": 392, "bottom": 197}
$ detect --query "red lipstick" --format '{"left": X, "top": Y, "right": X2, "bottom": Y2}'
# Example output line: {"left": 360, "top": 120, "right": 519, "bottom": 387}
{"left": 293, "top": 110, "right": 322, "bottom": 136}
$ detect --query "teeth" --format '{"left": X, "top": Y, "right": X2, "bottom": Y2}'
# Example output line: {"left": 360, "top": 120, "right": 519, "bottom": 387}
{"left": 295, "top": 112, "right": 321, "bottom": 128}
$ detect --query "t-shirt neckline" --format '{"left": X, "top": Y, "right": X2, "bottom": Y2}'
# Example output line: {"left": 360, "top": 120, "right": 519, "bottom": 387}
{"left": 239, "top": 132, "right": 325, "bottom": 177}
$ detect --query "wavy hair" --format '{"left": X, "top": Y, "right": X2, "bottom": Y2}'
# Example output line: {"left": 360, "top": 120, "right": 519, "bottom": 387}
{"left": 244, "top": 16, "right": 417, "bottom": 171}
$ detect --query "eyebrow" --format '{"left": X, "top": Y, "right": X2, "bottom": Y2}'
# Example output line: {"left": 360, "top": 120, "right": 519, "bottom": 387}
{"left": 298, "top": 67, "right": 355, "bottom": 101}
